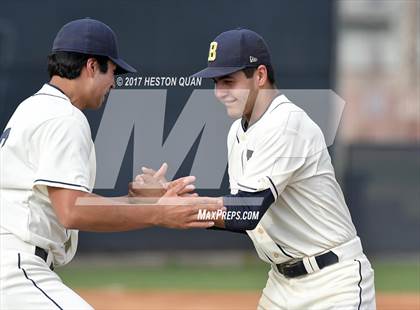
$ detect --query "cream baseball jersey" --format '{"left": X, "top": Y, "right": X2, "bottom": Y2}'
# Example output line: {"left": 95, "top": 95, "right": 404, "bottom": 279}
{"left": 227, "top": 94, "right": 357, "bottom": 264}
{"left": 0, "top": 84, "right": 96, "bottom": 267}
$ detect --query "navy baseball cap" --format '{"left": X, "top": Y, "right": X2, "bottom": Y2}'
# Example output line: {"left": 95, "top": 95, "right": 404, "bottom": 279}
{"left": 52, "top": 18, "right": 136, "bottom": 74}
{"left": 191, "top": 28, "right": 272, "bottom": 78}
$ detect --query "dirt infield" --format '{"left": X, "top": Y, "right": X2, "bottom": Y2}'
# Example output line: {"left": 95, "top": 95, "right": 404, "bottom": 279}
{"left": 77, "top": 289, "right": 419, "bottom": 310}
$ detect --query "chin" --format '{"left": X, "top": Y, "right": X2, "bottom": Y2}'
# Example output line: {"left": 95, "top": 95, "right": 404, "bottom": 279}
{"left": 226, "top": 108, "right": 242, "bottom": 119}
{"left": 95, "top": 96, "right": 108, "bottom": 109}
{"left": 88, "top": 100, "right": 103, "bottom": 110}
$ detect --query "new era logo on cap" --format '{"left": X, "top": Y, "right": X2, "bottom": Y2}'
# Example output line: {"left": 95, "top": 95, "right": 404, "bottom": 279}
{"left": 249, "top": 56, "right": 258, "bottom": 63}
{"left": 192, "top": 28, "right": 272, "bottom": 79}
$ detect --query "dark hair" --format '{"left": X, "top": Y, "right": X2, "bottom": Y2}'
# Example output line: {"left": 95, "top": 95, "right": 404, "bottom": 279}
{"left": 243, "top": 64, "right": 276, "bottom": 85}
{"left": 47, "top": 51, "right": 109, "bottom": 79}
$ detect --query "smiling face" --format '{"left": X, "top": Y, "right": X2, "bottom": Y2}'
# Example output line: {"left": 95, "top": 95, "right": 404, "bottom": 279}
{"left": 213, "top": 69, "right": 259, "bottom": 119}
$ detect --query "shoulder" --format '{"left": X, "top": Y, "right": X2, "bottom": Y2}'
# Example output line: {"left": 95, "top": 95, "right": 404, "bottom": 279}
{"left": 257, "top": 96, "right": 326, "bottom": 155}
{"left": 265, "top": 95, "right": 304, "bottom": 129}
{"left": 265, "top": 95, "right": 322, "bottom": 138}
{"left": 16, "top": 85, "right": 90, "bottom": 135}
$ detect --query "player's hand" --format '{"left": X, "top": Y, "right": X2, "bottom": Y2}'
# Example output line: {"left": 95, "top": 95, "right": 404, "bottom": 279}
{"left": 130, "top": 163, "right": 197, "bottom": 198}
{"left": 156, "top": 178, "right": 224, "bottom": 229}
{"left": 129, "top": 175, "right": 196, "bottom": 198}
{"left": 142, "top": 162, "right": 168, "bottom": 184}
{"left": 144, "top": 163, "right": 198, "bottom": 197}
{"left": 128, "top": 174, "right": 166, "bottom": 198}
{"left": 129, "top": 163, "right": 169, "bottom": 198}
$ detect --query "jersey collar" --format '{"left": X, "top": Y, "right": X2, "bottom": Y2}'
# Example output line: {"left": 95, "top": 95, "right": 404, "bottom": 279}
{"left": 34, "top": 83, "right": 71, "bottom": 102}
{"left": 47, "top": 83, "right": 68, "bottom": 98}
{"left": 240, "top": 93, "right": 289, "bottom": 133}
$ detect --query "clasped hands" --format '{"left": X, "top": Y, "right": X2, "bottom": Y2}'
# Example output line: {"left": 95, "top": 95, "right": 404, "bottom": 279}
{"left": 128, "top": 163, "right": 224, "bottom": 229}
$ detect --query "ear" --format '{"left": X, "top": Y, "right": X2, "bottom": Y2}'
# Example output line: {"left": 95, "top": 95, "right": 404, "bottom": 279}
{"left": 85, "top": 58, "right": 97, "bottom": 78}
{"left": 256, "top": 65, "right": 268, "bottom": 87}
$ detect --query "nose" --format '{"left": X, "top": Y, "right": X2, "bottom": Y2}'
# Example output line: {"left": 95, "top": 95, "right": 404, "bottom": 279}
{"left": 214, "top": 83, "right": 228, "bottom": 101}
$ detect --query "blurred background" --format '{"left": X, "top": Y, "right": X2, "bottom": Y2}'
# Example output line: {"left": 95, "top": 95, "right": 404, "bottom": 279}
{"left": 0, "top": 0, "right": 419, "bottom": 309}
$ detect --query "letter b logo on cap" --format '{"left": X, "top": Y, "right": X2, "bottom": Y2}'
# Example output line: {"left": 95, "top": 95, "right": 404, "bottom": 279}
{"left": 208, "top": 42, "right": 218, "bottom": 61}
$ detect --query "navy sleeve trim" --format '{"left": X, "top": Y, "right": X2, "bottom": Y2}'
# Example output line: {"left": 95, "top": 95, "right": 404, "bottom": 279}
{"left": 222, "top": 189, "right": 275, "bottom": 232}
{"left": 206, "top": 226, "right": 247, "bottom": 235}
{"left": 34, "top": 179, "right": 90, "bottom": 191}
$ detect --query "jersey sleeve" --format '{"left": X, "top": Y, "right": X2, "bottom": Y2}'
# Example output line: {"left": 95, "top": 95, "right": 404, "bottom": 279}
{"left": 32, "top": 116, "right": 93, "bottom": 192}
{"left": 236, "top": 128, "right": 307, "bottom": 200}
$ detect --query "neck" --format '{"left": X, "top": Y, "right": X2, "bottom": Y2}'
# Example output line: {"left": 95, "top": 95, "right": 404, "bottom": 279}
{"left": 245, "top": 87, "right": 280, "bottom": 126}
{"left": 49, "top": 76, "right": 85, "bottom": 110}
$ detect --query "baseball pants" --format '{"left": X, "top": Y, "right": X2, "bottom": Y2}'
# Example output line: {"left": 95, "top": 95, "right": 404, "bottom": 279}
{"left": 0, "top": 234, "right": 93, "bottom": 310}
{"left": 257, "top": 253, "right": 376, "bottom": 310}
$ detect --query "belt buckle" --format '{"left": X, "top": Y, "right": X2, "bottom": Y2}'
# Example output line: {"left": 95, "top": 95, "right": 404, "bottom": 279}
{"left": 278, "top": 258, "right": 301, "bottom": 275}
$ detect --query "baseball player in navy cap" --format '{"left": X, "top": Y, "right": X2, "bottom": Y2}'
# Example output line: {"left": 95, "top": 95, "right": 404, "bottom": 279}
{"left": 193, "top": 28, "right": 376, "bottom": 309}
{"left": 143, "top": 28, "right": 376, "bottom": 309}
{"left": 0, "top": 18, "right": 222, "bottom": 309}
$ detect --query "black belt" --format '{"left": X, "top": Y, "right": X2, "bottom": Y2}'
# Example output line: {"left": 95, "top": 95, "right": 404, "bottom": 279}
{"left": 35, "top": 246, "right": 54, "bottom": 270}
{"left": 276, "top": 251, "right": 338, "bottom": 278}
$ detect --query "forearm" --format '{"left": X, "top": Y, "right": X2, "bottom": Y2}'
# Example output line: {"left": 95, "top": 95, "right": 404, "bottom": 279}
{"left": 67, "top": 204, "right": 161, "bottom": 232}
{"left": 48, "top": 185, "right": 222, "bottom": 232}
{"left": 58, "top": 192, "right": 162, "bottom": 231}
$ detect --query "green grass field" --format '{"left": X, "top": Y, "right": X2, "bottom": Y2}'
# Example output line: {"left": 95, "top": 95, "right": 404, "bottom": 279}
{"left": 57, "top": 261, "right": 420, "bottom": 293}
